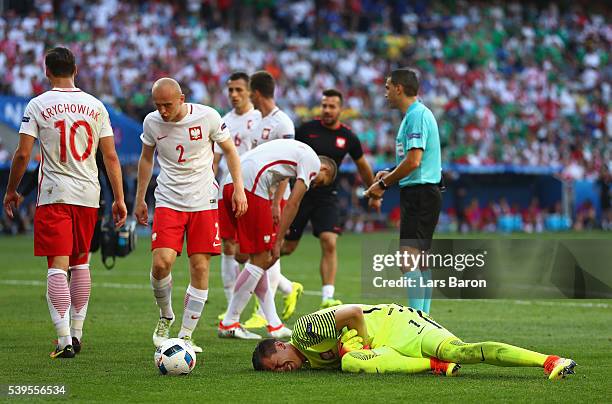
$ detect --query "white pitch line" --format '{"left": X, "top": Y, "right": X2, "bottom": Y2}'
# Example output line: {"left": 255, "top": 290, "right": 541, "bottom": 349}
{"left": 0, "top": 279, "right": 608, "bottom": 309}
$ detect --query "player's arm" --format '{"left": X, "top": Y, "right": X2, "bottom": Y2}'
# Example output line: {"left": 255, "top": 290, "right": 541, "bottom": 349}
{"left": 99, "top": 136, "right": 127, "bottom": 227}
{"left": 3, "top": 134, "right": 35, "bottom": 218}
{"left": 134, "top": 143, "right": 155, "bottom": 225}
{"left": 334, "top": 305, "right": 369, "bottom": 341}
{"left": 354, "top": 156, "right": 375, "bottom": 188}
{"left": 217, "top": 138, "right": 247, "bottom": 218}
{"left": 212, "top": 152, "right": 222, "bottom": 177}
{"left": 271, "top": 179, "right": 307, "bottom": 260}
{"left": 271, "top": 179, "right": 289, "bottom": 225}
{"left": 365, "top": 148, "right": 423, "bottom": 200}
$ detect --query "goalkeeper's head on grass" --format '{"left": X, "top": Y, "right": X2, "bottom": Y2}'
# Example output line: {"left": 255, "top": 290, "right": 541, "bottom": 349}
{"left": 251, "top": 304, "right": 576, "bottom": 380}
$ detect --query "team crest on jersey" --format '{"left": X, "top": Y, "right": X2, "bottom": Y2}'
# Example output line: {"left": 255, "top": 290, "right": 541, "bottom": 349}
{"left": 319, "top": 350, "right": 336, "bottom": 360}
{"left": 247, "top": 119, "right": 253, "bottom": 130}
{"left": 263, "top": 235, "right": 271, "bottom": 243}
{"left": 261, "top": 128, "right": 271, "bottom": 140}
{"left": 189, "top": 126, "right": 203, "bottom": 141}
{"left": 336, "top": 137, "right": 346, "bottom": 148}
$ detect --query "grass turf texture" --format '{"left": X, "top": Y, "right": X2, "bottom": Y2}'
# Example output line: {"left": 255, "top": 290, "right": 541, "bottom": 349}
{"left": 0, "top": 232, "right": 610, "bottom": 403}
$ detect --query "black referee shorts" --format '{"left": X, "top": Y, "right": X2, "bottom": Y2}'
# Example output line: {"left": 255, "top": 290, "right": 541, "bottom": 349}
{"left": 400, "top": 184, "right": 442, "bottom": 251}
{"left": 285, "top": 192, "right": 342, "bottom": 241}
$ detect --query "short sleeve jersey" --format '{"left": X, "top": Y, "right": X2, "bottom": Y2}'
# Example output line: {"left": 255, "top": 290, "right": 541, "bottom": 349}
{"left": 250, "top": 107, "right": 295, "bottom": 148}
{"left": 218, "top": 107, "right": 261, "bottom": 156}
{"left": 395, "top": 100, "right": 442, "bottom": 187}
{"left": 295, "top": 119, "right": 364, "bottom": 193}
{"left": 223, "top": 139, "right": 320, "bottom": 200}
{"left": 141, "top": 103, "right": 230, "bottom": 211}
{"left": 19, "top": 88, "right": 113, "bottom": 208}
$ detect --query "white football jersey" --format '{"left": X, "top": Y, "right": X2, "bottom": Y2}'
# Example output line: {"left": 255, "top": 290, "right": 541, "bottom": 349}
{"left": 19, "top": 88, "right": 113, "bottom": 208}
{"left": 141, "top": 103, "right": 230, "bottom": 212}
{"left": 250, "top": 107, "right": 295, "bottom": 148}
{"left": 219, "top": 107, "right": 261, "bottom": 155}
{"left": 223, "top": 139, "right": 321, "bottom": 200}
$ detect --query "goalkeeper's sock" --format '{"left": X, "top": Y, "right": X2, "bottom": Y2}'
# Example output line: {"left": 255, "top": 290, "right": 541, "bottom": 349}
{"left": 69, "top": 264, "right": 91, "bottom": 341}
{"left": 341, "top": 347, "right": 431, "bottom": 374}
{"left": 254, "top": 271, "right": 282, "bottom": 328}
{"left": 421, "top": 269, "right": 432, "bottom": 314}
{"left": 47, "top": 268, "right": 72, "bottom": 349}
{"left": 403, "top": 270, "right": 424, "bottom": 311}
{"left": 178, "top": 285, "right": 207, "bottom": 338}
{"left": 222, "top": 263, "right": 263, "bottom": 326}
{"left": 437, "top": 338, "right": 548, "bottom": 367}
{"left": 150, "top": 272, "right": 174, "bottom": 320}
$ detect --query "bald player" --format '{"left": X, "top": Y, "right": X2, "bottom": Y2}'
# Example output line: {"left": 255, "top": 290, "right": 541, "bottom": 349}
{"left": 135, "top": 78, "right": 247, "bottom": 353}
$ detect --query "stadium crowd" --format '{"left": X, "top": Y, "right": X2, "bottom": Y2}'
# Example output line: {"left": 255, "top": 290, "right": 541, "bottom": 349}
{"left": 0, "top": 0, "right": 610, "bottom": 232}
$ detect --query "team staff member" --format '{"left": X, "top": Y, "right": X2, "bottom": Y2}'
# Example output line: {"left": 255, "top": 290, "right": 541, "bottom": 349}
{"left": 365, "top": 68, "right": 442, "bottom": 314}
{"left": 282, "top": 89, "right": 376, "bottom": 309}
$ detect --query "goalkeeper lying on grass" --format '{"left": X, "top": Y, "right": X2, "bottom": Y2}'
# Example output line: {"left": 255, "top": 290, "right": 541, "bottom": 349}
{"left": 251, "top": 303, "right": 576, "bottom": 380}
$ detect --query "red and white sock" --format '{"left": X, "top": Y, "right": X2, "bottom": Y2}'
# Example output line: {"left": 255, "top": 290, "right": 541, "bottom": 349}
{"left": 178, "top": 285, "right": 208, "bottom": 338}
{"left": 221, "top": 254, "right": 240, "bottom": 304}
{"left": 254, "top": 271, "right": 282, "bottom": 328}
{"left": 69, "top": 264, "right": 91, "bottom": 341}
{"left": 47, "top": 268, "right": 71, "bottom": 348}
{"left": 150, "top": 273, "right": 174, "bottom": 319}
{"left": 222, "top": 263, "right": 263, "bottom": 326}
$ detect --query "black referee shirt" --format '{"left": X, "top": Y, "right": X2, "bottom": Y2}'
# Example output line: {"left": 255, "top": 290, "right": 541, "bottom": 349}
{"left": 295, "top": 119, "right": 364, "bottom": 195}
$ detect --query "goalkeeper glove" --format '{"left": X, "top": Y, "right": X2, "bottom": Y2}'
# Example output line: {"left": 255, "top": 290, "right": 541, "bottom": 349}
{"left": 339, "top": 329, "right": 370, "bottom": 358}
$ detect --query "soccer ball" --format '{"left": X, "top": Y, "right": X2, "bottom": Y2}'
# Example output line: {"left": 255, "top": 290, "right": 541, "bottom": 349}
{"left": 154, "top": 338, "right": 197, "bottom": 375}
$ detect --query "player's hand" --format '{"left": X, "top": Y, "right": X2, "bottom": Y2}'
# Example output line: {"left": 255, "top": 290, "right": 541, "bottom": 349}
{"left": 112, "top": 199, "right": 128, "bottom": 228}
{"left": 232, "top": 187, "right": 248, "bottom": 218}
{"left": 3, "top": 190, "right": 22, "bottom": 219}
{"left": 271, "top": 203, "right": 281, "bottom": 226}
{"left": 364, "top": 182, "right": 384, "bottom": 200}
{"left": 134, "top": 200, "right": 149, "bottom": 226}
{"left": 374, "top": 170, "right": 389, "bottom": 181}
{"left": 368, "top": 197, "right": 382, "bottom": 212}
{"left": 338, "top": 329, "right": 365, "bottom": 358}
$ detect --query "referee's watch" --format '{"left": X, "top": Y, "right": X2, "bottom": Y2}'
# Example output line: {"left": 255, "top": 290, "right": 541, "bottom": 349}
{"left": 377, "top": 179, "right": 388, "bottom": 190}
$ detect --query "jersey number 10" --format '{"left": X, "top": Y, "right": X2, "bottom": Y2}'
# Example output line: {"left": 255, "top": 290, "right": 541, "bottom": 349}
{"left": 54, "top": 120, "right": 94, "bottom": 163}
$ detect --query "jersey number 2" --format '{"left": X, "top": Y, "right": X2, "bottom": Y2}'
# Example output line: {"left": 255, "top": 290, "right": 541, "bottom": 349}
{"left": 54, "top": 120, "right": 93, "bottom": 163}
{"left": 176, "top": 145, "right": 186, "bottom": 163}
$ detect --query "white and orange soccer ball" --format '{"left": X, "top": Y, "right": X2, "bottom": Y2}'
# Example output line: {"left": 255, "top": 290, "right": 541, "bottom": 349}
{"left": 154, "top": 338, "right": 196, "bottom": 375}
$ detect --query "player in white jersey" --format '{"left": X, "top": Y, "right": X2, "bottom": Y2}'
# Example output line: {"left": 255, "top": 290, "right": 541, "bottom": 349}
{"left": 3, "top": 47, "right": 127, "bottom": 359}
{"left": 134, "top": 78, "right": 247, "bottom": 353}
{"left": 213, "top": 72, "right": 261, "bottom": 179}
{"left": 217, "top": 139, "right": 337, "bottom": 340}
{"left": 212, "top": 72, "right": 261, "bottom": 318}
{"left": 239, "top": 70, "right": 304, "bottom": 329}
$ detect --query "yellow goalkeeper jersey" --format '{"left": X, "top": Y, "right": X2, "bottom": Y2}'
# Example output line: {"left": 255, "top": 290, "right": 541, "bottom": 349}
{"left": 289, "top": 303, "right": 450, "bottom": 369}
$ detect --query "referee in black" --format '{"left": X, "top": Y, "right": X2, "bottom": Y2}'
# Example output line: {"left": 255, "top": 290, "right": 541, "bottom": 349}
{"left": 281, "top": 89, "right": 376, "bottom": 309}
{"left": 365, "top": 68, "right": 442, "bottom": 314}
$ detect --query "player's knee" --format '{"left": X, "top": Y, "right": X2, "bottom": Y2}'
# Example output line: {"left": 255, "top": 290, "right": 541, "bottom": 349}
{"left": 319, "top": 233, "right": 337, "bottom": 255}
{"left": 222, "top": 239, "right": 237, "bottom": 255}
{"left": 235, "top": 253, "right": 249, "bottom": 264}
{"left": 152, "top": 255, "right": 173, "bottom": 275}
{"left": 438, "top": 339, "right": 479, "bottom": 364}
{"left": 281, "top": 241, "right": 298, "bottom": 255}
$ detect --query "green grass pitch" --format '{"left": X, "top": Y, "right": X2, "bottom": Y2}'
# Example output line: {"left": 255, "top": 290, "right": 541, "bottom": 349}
{"left": 0, "top": 233, "right": 610, "bottom": 402}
